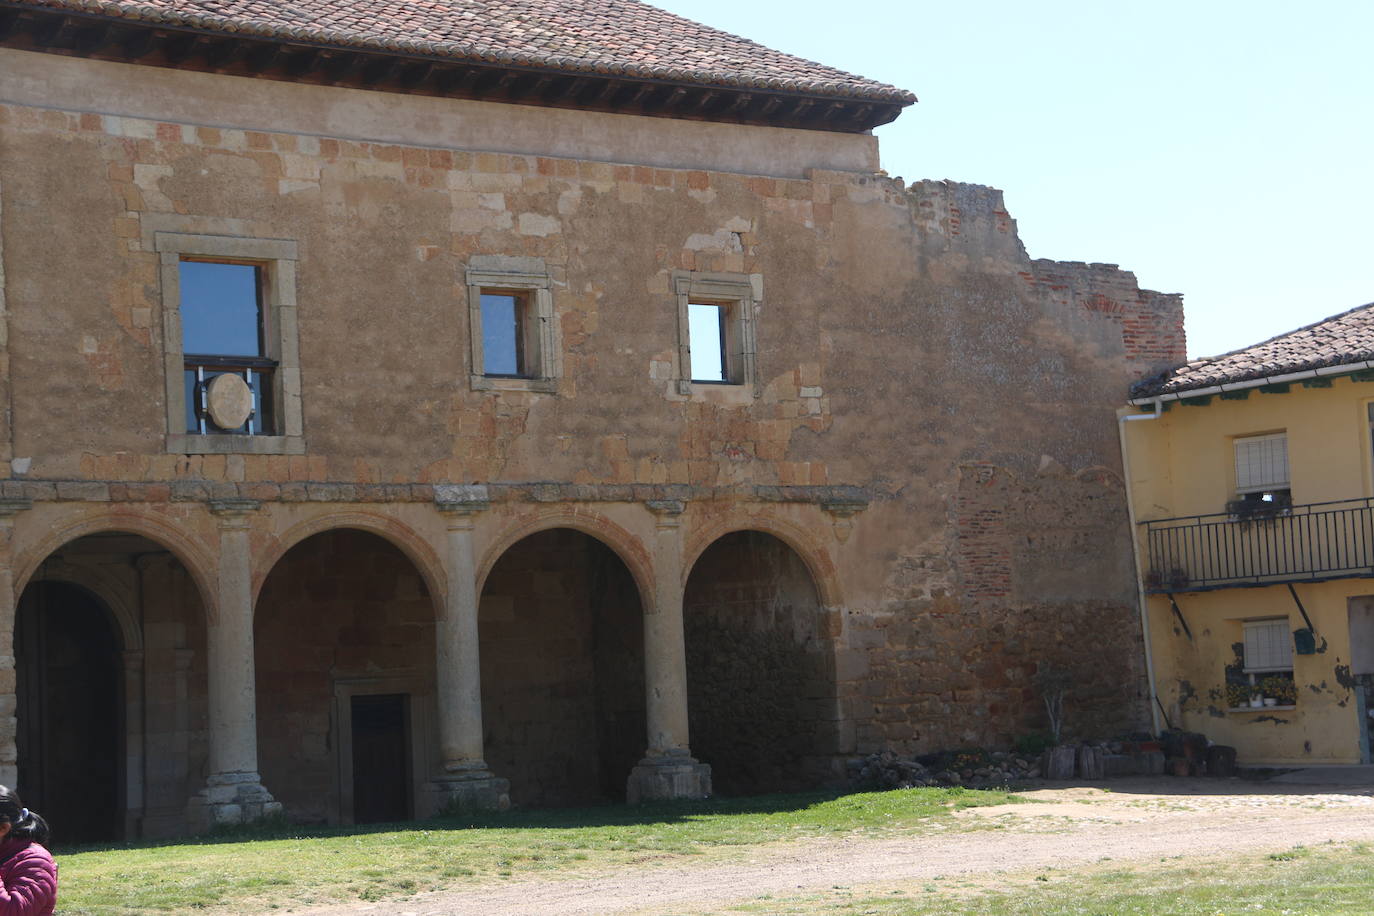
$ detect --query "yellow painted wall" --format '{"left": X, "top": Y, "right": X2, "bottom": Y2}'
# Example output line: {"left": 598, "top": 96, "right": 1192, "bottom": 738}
{"left": 1123, "top": 375, "right": 1374, "bottom": 765}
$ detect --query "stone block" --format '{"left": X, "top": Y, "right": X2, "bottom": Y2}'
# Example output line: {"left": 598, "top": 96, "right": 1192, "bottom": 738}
{"left": 626, "top": 757, "right": 712, "bottom": 803}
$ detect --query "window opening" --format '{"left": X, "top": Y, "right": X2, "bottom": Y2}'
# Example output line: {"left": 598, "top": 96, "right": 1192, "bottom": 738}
{"left": 688, "top": 302, "right": 729, "bottom": 383}
{"left": 1232, "top": 433, "right": 1290, "bottom": 512}
{"left": 480, "top": 291, "right": 528, "bottom": 378}
{"left": 180, "top": 260, "right": 277, "bottom": 436}
{"left": 1232, "top": 618, "right": 1297, "bottom": 708}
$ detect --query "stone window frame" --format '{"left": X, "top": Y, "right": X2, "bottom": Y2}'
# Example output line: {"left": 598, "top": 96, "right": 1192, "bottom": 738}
{"left": 672, "top": 270, "right": 760, "bottom": 397}
{"left": 156, "top": 231, "right": 304, "bottom": 455}
{"left": 466, "top": 257, "right": 558, "bottom": 394}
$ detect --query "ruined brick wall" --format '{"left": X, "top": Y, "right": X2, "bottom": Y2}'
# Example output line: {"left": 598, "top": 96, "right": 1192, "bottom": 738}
{"left": 255, "top": 530, "right": 436, "bottom": 822}
{"left": 479, "top": 530, "right": 644, "bottom": 806}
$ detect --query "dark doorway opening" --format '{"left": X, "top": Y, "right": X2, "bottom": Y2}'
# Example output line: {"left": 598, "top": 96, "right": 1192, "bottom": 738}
{"left": 350, "top": 694, "right": 410, "bottom": 824}
{"left": 16, "top": 581, "right": 122, "bottom": 845}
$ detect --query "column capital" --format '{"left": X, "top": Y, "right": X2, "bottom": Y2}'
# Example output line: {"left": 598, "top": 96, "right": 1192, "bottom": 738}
{"left": 0, "top": 499, "right": 32, "bottom": 519}
{"left": 645, "top": 499, "right": 685, "bottom": 528}
{"left": 435, "top": 484, "right": 490, "bottom": 525}
{"left": 209, "top": 498, "right": 261, "bottom": 521}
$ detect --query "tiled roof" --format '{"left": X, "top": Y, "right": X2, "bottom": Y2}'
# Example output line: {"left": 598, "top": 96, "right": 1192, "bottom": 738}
{"left": 11, "top": 0, "right": 915, "bottom": 104}
{"left": 1132, "top": 302, "right": 1374, "bottom": 399}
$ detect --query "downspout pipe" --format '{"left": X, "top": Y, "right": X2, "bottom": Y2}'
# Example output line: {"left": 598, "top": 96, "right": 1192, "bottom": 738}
{"left": 1118, "top": 398, "right": 1164, "bottom": 735}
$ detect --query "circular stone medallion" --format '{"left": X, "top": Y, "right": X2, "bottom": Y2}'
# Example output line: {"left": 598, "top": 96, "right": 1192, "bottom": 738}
{"left": 206, "top": 373, "right": 255, "bottom": 430}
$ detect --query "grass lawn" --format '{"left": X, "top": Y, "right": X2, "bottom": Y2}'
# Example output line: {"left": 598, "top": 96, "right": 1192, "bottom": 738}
{"left": 55, "top": 786, "right": 1017, "bottom": 915}
{"left": 723, "top": 841, "right": 1374, "bottom": 915}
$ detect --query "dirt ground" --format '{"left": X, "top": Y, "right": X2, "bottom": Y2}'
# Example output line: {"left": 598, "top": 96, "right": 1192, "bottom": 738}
{"left": 302, "top": 777, "right": 1374, "bottom": 916}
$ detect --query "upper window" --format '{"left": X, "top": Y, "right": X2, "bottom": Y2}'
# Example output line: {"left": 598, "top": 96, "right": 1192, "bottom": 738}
{"left": 673, "top": 271, "right": 759, "bottom": 397}
{"left": 179, "top": 260, "right": 276, "bottom": 436}
{"left": 466, "top": 258, "right": 557, "bottom": 393}
{"left": 1234, "top": 433, "right": 1290, "bottom": 505}
{"left": 687, "top": 302, "right": 730, "bottom": 383}
{"left": 156, "top": 232, "right": 303, "bottom": 455}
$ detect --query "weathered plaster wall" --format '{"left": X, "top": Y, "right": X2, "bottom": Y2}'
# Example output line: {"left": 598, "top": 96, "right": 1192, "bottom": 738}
{"left": 0, "top": 43, "right": 1189, "bottom": 816}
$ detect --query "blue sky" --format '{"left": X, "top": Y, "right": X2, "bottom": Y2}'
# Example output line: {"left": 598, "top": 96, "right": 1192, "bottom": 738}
{"left": 653, "top": 0, "right": 1373, "bottom": 359}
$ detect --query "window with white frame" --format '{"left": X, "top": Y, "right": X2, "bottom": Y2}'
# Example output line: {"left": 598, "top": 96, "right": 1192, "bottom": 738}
{"left": 1234, "top": 432, "right": 1290, "bottom": 506}
{"left": 672, "top": 270, "right": 759, "bottom": 396}
{"left": 1233, "top": 617, "right": 1297, "bottom": 708}
{"left": 466, "top": 257, "right": 557, "bottom": 393}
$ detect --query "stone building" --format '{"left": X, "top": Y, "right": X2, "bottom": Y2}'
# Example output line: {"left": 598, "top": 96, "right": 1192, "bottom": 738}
{"left": 0, "top": 0, "right": 1185, "bottom": 840}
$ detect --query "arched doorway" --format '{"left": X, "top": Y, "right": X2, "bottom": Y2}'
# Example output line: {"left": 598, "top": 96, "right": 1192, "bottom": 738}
{"left": 15, "top": 529, "right": 210, "bottom": 842}
{"left": 684, "top": 531, "right": 836, "bottom": 795}
{"left": 255, "top": 529, "right": 438, "bottom": 825}
{"left": 16, "top": 581, "right": 122, "bottom": 844}
{"left": 479, "top": 528, "right": 645, "bottom": 806}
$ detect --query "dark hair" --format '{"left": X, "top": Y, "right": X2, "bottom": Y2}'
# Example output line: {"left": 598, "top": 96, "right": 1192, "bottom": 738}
{"left": 0, "top": 788, "right": 48, "bottom": 845}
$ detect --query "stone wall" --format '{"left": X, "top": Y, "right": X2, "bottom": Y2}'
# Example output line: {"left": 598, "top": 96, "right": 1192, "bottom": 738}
{"left": 479, "top": 529, "right": 644, "bottom": 806}
{"left": 255, "top": 529, "right": 436, "bottom": 822}
{"left": 685, "top": 531, "right": 832, "bottom": 794}
{"left": 0, "top": 46, "right": 1188, "bottom": 823}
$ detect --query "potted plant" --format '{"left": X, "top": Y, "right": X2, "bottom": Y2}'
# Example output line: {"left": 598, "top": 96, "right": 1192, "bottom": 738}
{"left": 1259, "top": 675, "right": 1298, "bottom": 706}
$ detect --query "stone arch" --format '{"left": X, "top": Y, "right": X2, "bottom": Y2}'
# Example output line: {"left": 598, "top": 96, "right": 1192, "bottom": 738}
{"left": 14, "top": 510, "right": 216, "bottom": 620}
{"left": 254, "top": 511, "right": 447, "bottom": 619}
{"left": 683, "top": 525, "right": 840, "bottom": 795}
{"left": 477, "top": 509, "right": 655, "bottom": 613}
{"left": 25, "top": 560, "right": 143, "bottom": 653}
{"left": 254, "top": 521, "right": 441, "bottom": 825}
{"left": 683, "top": 513, "right": 842, "bottom": 609}
{"left": 478, "top": 519, "right": 648, "bottom": 805}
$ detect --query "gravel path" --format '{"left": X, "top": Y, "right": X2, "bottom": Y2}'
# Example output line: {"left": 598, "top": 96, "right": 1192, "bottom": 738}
{"left": 299, "top": 778, "right": 1374, "bottom": 916}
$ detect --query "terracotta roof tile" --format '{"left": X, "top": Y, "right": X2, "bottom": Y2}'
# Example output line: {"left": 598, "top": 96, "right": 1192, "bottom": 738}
{"left": 1132, "top": 302, "right": 1374, "bottom": 398}
{"left": 12, "top": 0, "right": 915, "bottom": 103}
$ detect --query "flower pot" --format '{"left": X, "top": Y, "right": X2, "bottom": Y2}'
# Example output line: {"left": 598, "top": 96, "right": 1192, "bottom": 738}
{"left": 1264, "top": 697, "right": 1277, "bottom": 707}
{"left": 1249, "top": 696, "right": 1264, "bottom": 708}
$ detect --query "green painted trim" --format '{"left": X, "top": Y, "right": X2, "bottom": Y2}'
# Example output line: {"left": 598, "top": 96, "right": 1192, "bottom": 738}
{"left": 1259, "top": 383, "right": 1291, "bottom": 395}
{"left": 1301, "top": 377, "right": 1333, "bottom": 388}
{"left": 1181, "top": 395, "right": 1212, "bottom": 407}
{"left": 1219, "top": 389, "right": 1251, "bottom": 400}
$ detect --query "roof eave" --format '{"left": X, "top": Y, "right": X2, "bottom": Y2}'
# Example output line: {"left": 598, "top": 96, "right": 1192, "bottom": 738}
{"left": 0, "top": 3, "right": 914, "bottom": 132}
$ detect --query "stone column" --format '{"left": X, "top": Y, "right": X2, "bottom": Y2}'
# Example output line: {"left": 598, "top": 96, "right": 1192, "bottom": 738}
{"left": 627, "top": 500, "right": 711, "bottom": 802}
{"left": 0, "top": 499, "right": 31, "bottom": 790}
{"left": 427, "top": 486, "right": 508, "bottom": 813}
{"left": 188, "top": 499, "right": 280, "bottom": 829}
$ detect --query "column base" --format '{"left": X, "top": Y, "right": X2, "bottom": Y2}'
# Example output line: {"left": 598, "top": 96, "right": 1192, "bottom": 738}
{"left": 423, "top": 764, "right": 511, "bottom": 816}
{"left": 187, "top": 771, "right": 282, "bottom": 831}
{"left": 626, "top": 751, "right": 712, "bottom": 803}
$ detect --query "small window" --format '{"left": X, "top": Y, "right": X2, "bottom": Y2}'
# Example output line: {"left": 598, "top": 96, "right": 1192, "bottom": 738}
{"left": 672, "top": 271, "right": 759, "bottom": 396}
{"left": 180, "top": 260, "right": 276, "bottom": 436}
{"left": 466, "top": 259, "right": 557, "bottom": 393}
{"left": 1243, "top": 619, "right": 1293, "bottom": 673}
{"left": 479, "top": 291, "right": 530, "bottom": 378}
{"left": 687, "top": 302, "right": 729, "bottom": 383}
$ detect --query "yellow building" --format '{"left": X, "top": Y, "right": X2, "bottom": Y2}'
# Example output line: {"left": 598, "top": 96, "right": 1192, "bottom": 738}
{"left": 1122, "top": 304, "right": 1374, "bottom": 766}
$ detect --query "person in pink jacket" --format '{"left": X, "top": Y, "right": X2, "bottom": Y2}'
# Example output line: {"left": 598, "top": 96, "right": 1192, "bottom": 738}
{"left": 0, "top": 788, "right": 54, "bottom": 916}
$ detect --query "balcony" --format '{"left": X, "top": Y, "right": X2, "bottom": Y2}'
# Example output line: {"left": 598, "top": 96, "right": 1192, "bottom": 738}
{"left": 1141, "top": 497, "right": 1374, "bottom": 593}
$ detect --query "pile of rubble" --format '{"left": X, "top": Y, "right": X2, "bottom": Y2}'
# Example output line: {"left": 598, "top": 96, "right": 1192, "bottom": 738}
{"left": 850, "top": 738, "right": 1171, "bottom": 790}
{"left": 849, "top": 748, "right": 1039, "bottom": 789}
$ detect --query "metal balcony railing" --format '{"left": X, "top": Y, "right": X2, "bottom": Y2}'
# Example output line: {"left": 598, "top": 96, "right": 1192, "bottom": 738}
{"left": 1141, "top": 497, "right": 1374, "bottom": 593}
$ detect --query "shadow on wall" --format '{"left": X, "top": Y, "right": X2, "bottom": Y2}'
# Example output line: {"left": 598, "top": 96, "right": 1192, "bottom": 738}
{"left": 685, "top": 531, "right": 836, "bottom": 795}
{"left": 479, "top": 528, "right": 646, "bottom": 807}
